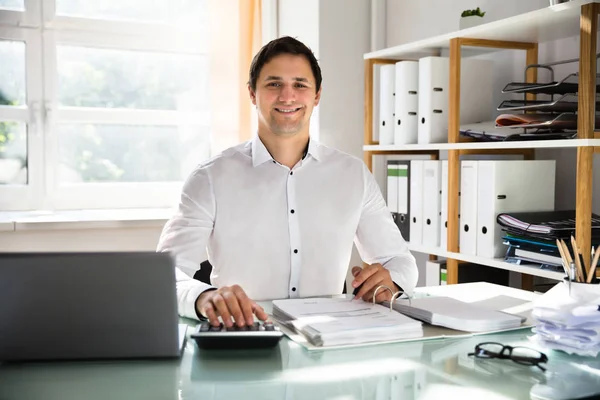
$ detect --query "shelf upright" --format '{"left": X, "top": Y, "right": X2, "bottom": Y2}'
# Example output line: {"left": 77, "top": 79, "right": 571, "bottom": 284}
{"left": 576, "top": 3, "right": 599, "bottom": 273}
{"left": 446, "top": 38, "right": 538, "bottom": 285}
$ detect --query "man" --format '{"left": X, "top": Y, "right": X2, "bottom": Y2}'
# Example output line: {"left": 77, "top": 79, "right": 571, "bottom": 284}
{"left": 157, "top": 36, "right": 417, "bottom": 327}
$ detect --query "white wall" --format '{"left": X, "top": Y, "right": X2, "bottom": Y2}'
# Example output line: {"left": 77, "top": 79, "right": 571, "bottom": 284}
{"left": 318, "top": 0, "right": 371, "bottom": 159}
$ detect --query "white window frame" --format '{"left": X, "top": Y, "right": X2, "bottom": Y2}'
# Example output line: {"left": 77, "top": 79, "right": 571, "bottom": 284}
{"left": 44, "top": 26, "right": 208, "bottom": 210}
{"left": 0, "top": 0, "right": 41, "bottom": 27}
{"left": 0, "top": 26, "right": 44, "bottom": 211}
{"left": 1, "top": 1, "right": 211, "bottom": 210}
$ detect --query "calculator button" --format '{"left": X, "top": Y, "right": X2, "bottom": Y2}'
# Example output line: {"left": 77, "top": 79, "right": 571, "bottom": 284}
{"left": 264, "top": 322, "right": 275, "bottom": 331}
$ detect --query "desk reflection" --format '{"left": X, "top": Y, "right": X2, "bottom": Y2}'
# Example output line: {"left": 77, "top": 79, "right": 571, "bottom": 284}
{"left": 0, "top": 358, "right": 179, "bottom": 400}
{"left": 184, "top": 333, "right": 448, "bottom": 400}
{"left": 2, "top": 325, "right": 599, "bottom": 400}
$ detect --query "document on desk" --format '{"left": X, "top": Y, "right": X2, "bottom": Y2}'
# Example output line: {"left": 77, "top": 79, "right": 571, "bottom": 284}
{"left": 272, "top": 298, "right": 423, "bottom": 348}
{"left": 388, "top": 296, "right": 524, "bottom": 333}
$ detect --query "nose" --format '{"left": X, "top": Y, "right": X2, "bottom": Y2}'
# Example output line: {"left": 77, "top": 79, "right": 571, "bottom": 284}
{"left": 277, "top": 84, "right": 296, "bottom": 104}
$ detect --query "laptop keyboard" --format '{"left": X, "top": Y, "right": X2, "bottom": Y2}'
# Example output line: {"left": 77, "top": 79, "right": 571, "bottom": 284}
{"left": 191, "top": 321, "right": 284, "bottom": 350}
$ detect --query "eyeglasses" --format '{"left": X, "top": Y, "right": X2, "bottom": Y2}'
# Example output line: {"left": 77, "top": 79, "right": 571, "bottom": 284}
{"left": 468, "top": 342, "right": 549, "bottom": 372}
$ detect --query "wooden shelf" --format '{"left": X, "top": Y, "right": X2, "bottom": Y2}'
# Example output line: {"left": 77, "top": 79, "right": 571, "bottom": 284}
{"left": 363, "top": 1, "right": 599, "bottom": 286}
{"left": 364, "top": 0, "right": 599, "bottom": 60}
{"left": 407, "top": 243, "right": 565, "bottom": 281}
{"left": 364, "top": 138, "right": 600, "bottom": 152}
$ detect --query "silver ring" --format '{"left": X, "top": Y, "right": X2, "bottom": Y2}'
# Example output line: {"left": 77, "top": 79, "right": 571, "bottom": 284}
{"left": 373, "top": 285, "right": 395, "bottom": 311}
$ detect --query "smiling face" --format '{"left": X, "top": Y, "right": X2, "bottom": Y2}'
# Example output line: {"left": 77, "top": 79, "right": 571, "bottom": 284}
{"left": 248, "top": 54, "right": 321, "bottom": 138}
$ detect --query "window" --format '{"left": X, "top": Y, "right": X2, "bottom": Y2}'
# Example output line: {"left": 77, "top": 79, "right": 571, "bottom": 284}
{"left": 0, "top": 0, "right": 215, "bottom": 210}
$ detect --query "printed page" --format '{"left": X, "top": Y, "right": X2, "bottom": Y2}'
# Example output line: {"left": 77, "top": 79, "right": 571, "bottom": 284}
{"left": 273, "top": 297, "right": 421, "bottom": 334}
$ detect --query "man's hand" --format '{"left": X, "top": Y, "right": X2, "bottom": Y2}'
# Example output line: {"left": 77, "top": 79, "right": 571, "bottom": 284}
{"left": 351, "top": 264, "right": 399, "bottom": 303}
{"left": 195, "top": 285, "right": 269, "bottom": 327}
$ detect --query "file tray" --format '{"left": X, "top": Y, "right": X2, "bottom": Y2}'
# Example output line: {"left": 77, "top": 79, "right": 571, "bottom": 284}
{"left": 497, "top": 94, "right": 589, "bottom": 113}
{"left": 494, "top": 112, "right": 600, "bottom": 130}
{"left": 459, "top": 121, "right": 576, "bottom": 142}
{"left": 501, "top": 73, "right": 600, "bottom": 95}
{"left": 460, "top": 128, "right": 575, "bottom": 142}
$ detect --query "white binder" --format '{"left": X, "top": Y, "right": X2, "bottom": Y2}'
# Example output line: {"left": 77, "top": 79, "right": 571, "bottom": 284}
{"left": 476, "top": 160, "right": 556, "bottom": 258}
{"left": 417, "top": 56, "right": 493, "bottom": 144}
{"left": 425, "top": 260, "right": 445, "bottom": 287}
{"left": 440, "top": 161, "right": 461, "bottom": 251}
{"left": 459, "top": 160, "right": 478, "bottom": 255}
{"left": 393, "top": 61, "right": 419, "bottom": 145}
{"left": 386, "top": 161, "right": 399, "bottom": 213}
{"left": 378, "top": 64, "right": 395, "bottom": 145}
{"left": 422, "top": 160, "right": 442, "bottom": 247}
{"left": 440, "top": 160, "right": 448, "bottom": 250}
{"left": 409, "top": 160, "right": 424, "bottom": 245}
{"left": 372, "top": 64, "right": 382, "bottom": 142}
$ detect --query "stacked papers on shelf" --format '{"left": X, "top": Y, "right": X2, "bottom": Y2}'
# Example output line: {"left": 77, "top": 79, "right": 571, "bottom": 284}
{"left": 272, "top": 297, "right": 423, "bottom": 347}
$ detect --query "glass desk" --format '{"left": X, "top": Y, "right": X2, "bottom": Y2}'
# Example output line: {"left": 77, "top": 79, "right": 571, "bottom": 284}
{"left": 1, "top": 317, "right": 599, "bottom": 400}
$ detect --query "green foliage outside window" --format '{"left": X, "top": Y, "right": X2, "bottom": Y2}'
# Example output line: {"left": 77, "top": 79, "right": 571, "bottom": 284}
{"left": 0, "top": 91, "right": 22, "bottom": 163}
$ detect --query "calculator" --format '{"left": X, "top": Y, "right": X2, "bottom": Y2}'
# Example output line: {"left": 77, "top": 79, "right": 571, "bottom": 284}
{"left": 191, "top": 321, "right": 284, "bottom": 350}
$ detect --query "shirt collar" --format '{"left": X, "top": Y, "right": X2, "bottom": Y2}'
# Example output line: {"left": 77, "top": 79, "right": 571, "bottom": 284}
{"left": 251, "top": 135, "right": 273, "bottom": 167}
{"left": 251, "top": 135, "right": 321, "bottom": 167}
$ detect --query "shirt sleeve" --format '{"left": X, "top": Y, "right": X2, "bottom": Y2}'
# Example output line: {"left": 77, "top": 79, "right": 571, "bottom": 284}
{"left": 157, "top": 166, "right": 216, "bottom": 320}
{"left": 354, "top": 163, "right": 418, "bottom": 296}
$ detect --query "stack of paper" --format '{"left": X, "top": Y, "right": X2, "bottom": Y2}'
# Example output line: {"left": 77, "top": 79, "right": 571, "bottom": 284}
{"left": 531, "top": 282, "right": 600, "bottom": 357}
{"left": 272, "top": 298, "right": 423, "bottom": 347}
{"left": 387, "top": 297, "right": 524, "bottom": 332}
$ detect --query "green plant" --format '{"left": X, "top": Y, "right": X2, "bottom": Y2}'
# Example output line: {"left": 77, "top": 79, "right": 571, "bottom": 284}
{"left": 461, "top": 7, "right": 486, "bottom": 17}
{"left": 0, "top": 91, "right": 22, "bottom": 162}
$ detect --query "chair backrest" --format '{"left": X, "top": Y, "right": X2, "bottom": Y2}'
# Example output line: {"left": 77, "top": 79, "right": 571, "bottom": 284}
{"left": 193, "top": 260, "right": 213, "bottom": 285}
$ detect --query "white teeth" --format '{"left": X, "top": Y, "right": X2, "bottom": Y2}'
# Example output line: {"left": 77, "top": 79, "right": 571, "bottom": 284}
{"left": 276, "top": 108, "right": 300, "bottom": 113}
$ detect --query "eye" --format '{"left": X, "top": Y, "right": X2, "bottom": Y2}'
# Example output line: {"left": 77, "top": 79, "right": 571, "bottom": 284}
{"left": 267, "top": 82, "right": 281, "bottom": 87}
{"left": 295, "top": 83, "right": 307, "bottom": 88}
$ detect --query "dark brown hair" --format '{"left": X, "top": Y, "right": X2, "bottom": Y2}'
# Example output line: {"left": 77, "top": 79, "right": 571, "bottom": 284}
{"left": 248, "top": 36, "right": 322, "bottom": 92}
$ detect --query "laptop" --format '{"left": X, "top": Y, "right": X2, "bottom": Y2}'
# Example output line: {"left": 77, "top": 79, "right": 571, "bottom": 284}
{"left": 0, "top": 252, "right": 187, "bottom": 362}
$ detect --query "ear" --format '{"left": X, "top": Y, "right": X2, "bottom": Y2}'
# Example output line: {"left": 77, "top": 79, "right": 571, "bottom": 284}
{"left": 248, "top": 85, "right": 257, "bottom": 106}
{"left": 314, "top": 87, "right": 322, "bottom": 107}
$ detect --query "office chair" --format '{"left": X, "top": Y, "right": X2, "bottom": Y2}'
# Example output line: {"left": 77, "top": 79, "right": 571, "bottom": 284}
{"left": 193, "top": 260, "right": 213, "bottom": 285}
{"left": 193, "top": 260, "right": 348, "bottom": 294}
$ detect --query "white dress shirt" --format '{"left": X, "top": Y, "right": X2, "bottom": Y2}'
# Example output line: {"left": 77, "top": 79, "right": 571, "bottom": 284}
{"left": 157, "top": 135, "right": 417, "bottom": 320}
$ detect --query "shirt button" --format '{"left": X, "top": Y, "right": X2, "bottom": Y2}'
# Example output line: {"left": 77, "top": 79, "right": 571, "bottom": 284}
{"left": 290, "top": 209, "right": 295, "bottom": 214}
{"left": 272, "top": 160, "right": 276, "bottom": 164}
{"left": 292, "top": 287, "right": 297, "bottom": 292}
{"left": 294, "top": 249, "right": 298, "bottom": 254}
{"left": 290, "top": 171, "right": 293, "bottom": 175}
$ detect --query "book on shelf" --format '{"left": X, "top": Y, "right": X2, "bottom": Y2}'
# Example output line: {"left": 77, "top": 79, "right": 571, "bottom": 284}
{"left": 513, "top": 248, "right": 562, "bottom": 266}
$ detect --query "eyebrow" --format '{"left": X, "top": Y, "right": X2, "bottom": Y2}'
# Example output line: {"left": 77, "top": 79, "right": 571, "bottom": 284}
{"left": 264, "top": 76, "right": 310, "bottom": 84}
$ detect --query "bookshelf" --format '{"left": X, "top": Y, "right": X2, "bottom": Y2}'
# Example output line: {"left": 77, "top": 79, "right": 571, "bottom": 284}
{"left": 363, "top": 0, "right": 600, "bottom": 286}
